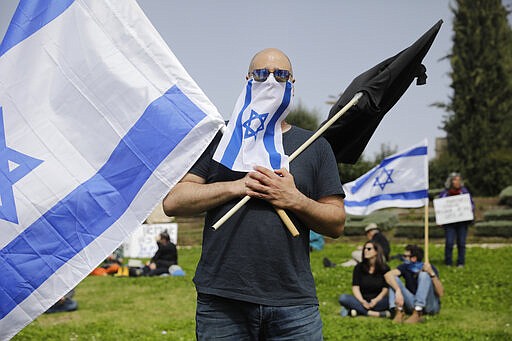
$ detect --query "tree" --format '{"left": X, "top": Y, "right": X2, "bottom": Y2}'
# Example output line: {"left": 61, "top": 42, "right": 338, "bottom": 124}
{"left": 337, "top": 157, "right": 375, "bottom": 184}
{"left": 286, "top": 102, "right": 319, "bottom": 131}
{"left": 442, "top": 0, "right": 512, "bottom": 195}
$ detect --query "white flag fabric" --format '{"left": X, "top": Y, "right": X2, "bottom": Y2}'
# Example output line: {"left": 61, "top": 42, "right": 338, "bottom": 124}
{"left": 343, "top": 140, "right": 429, "bottom": 216}
{"left": 213, "top": 75, "right": 293, "bottom": 172}
{"left": 0, "top": 1, "right": 223, "bottom": 339}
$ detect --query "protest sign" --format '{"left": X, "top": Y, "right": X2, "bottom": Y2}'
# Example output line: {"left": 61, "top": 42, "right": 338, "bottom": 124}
{"left": 433, "top": 194, "right": 474, "bottom": 225}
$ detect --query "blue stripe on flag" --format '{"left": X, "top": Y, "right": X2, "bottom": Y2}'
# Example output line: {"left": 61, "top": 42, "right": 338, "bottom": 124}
{"left": 263, "top": 81, "right": 292, "bottom": 169}
{"left": 220, "top": 80, "right": 253, "bottom": 168}
{"left": 351, "top": 146, "right": 427, "bottom": 194}
{"left": 0, "top": 85, "right": 206, "bottom": 319}
{"left": 0, "top": 0, "right": 75, "bottom": 57}
{"left": 344, "top": 190, "right": 428, "bottom": 207}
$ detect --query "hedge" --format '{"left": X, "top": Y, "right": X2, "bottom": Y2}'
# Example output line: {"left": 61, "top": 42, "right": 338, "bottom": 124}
{"left": 484, "top": 209, "right": 512, "bottom": 221}
{"left": 474, "top": 221, "right": 512, "bottom": 237}
{"left": 499, "top": 186, "right": 512, "bottom": 207}
{"left": 398, "top": 210, "right": 436, "bottom": 223}
{"left": 343, "top": 222, "right": 370, "bottom": 236}
{"left": 344, "top": 211, "right": 399, "bottom": 235}
{"left": 393, "top": 222, "right": 445, "bottom": 238}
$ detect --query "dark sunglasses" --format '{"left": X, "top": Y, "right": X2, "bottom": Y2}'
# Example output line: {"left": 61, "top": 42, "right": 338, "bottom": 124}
{"left": 251, "top": 68, "right": 291, "bottom": 82}
{"left": 402, "top": 254, "right": 411, "bottom": 258}
{"left": 364, "top": 247, "right": 374, "bottom": 251}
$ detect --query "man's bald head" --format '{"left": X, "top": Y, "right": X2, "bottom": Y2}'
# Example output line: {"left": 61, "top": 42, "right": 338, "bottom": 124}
{"left": 248, "top": 48, "right": 293, "bottom": 78}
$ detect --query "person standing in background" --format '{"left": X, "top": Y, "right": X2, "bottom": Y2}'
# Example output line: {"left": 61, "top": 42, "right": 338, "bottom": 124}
{"left": 439, "top": 172, "right": 474, "bottom": 267}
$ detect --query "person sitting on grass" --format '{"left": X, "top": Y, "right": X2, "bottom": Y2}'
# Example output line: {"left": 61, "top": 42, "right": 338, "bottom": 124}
{"left": 45, "top": 289, "right": 78, "bottom": 314}
{"left": 142, "top": 230, "right": 178, "bottom": 276}
{"left": 90, "top": 247, "right": 124, "bottom": 276}
{"left": 384, "top": 244, "right": 444, "bottom": 324}
{"left": 338, "top": 241, "right": 390, "bottom": 318}
{"left": 324, "top": 222, "right": 390, "bottom": 267}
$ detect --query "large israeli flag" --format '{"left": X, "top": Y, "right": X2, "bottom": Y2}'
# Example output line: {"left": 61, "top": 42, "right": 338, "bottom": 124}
{"left": 0, "top": 1, "right": 223, "bottom": 339}
{"left": 344, "top": 140, "right": 429, "bottom": 216}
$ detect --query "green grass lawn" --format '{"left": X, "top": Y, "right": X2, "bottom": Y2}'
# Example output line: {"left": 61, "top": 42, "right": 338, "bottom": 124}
{"left": 13, "top": 243, "right": 512, "bottom": 340}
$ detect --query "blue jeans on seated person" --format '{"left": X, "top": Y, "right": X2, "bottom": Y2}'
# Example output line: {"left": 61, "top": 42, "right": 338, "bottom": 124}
{"left": 196, "top": 293, "right": 323, "bottom": 340}
{"left": 338, "top": 294, "right": 389, "bottom": 316}
{"left": 388, "top": 272, "right": 440, "bottom": 314}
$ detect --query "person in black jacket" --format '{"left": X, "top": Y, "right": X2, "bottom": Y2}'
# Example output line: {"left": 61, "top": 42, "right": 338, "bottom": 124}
{"left": 142, "top": 231, "right": 177, "bottom": 276}
{"left": 324, "top": 223, "right": 390, "bottom": 268}
{"left": 364, "top": 223, "right": 390, "bottom": 261}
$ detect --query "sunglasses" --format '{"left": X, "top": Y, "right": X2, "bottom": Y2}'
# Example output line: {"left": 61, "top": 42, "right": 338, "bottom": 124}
{"left": 364, "top": 247, "right": 374, "bottom": 251}
{"left": 403, "top": 254, "right": 411, "bottom": 258}
{"left": 251, "top": 68, "right": 292, "bottom": 82}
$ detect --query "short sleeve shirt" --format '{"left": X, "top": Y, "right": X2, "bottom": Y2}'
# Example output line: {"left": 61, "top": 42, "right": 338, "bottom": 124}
{"left": 352, "top": 263, "right": 390, "bottom": 301}
{"left": 190, "top": 126, "right": 344, "bottom": 306}
{"left": 397, "top": 263, "right": 440, "bottom": 294}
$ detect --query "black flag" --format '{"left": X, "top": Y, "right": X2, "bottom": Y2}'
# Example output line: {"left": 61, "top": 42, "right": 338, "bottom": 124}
{"left": 322, "top": 19, "right": 443, "bottom": 164}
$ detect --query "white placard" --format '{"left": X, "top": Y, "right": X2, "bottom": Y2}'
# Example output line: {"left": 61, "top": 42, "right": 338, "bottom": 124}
{"left": 122, "top": 223, "right": 178, "bottom": 258}
{"left": 433, "top": 194, "right": 473, "bottom": 225}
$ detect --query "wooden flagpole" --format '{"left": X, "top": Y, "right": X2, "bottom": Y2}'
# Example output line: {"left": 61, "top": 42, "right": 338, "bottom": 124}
{"left": 212, "top": 92, "right": 364, "bottom": 231}
{"left": 424, "top": 199, "right": 429, "bottom": 263}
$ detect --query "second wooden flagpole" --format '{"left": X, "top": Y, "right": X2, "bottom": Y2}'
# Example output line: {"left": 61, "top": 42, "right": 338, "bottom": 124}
{"left": 424, "top": 200, "right": 430, "bottom": 263}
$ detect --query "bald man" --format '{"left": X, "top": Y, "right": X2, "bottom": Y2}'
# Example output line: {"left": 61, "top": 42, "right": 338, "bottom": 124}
{"left": 163, "top": 48, "right": 345, "bottom": 340}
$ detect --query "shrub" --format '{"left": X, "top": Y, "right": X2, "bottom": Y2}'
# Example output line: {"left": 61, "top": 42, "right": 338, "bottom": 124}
{"left": 344, "top": 211, "right": 399, "bottom": 235}
{"left": 398, "top": 210, "right": 436, "bottom": 223}
{"left": 343, "top": 222, "right": 368, "bottom": 236}
{"left": 483, "top": 209, "right": 512, "bottom": 221}
{"left": 499, "top": 186, "right": 512, "bottom": 206}
{"left": 474, "top": 221, "right": 512, "bottom": 237}
{"left": 394, "top": 222, "right": 445, "bottom": 238}
{"left": 346, "top": 214, "right": 365, "bottom": 222}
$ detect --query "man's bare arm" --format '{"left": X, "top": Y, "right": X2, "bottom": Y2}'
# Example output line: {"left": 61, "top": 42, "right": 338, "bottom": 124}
{"left": 384, "top": 268, "right": 402, "bottom": 291}
{"left": 163, "top": 173, "right": 246, "bottom": 217}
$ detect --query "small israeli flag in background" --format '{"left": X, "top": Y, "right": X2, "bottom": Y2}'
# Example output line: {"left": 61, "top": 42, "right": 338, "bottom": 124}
{"left": 213, "top": 75, "right": 293, "bottom": 172}
{"left": 343, "top": 140, "right": 429, "bottom": 216}
{"left": 0, "top": 1, "right": 223, "bottom": 339}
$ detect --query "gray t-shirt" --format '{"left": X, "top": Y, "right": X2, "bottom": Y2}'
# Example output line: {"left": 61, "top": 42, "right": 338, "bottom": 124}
{"left": 190, "top": 126, "right": 344, "bottom": 306}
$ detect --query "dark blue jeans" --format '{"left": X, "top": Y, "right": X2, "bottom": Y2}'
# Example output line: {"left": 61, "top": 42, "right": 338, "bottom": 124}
{"left": 338, "top": 294, "right": 389, "bottom": 316}
{"left": 196, "top": 293, "right": 323, "bottom": 340}
{"left": 444, "top": 223, "right": 469, "bottom": 266}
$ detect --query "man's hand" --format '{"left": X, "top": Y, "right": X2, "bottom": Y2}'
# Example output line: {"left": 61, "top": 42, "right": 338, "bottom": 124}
{"left": 245, "top": 165, "right": 345, "bottom": 238}
{"left": 423, "top": 262, "right": 436, "bottom": 276}
{"left": 395, "top": 290, "right": 404, "bottom": 308}
{"left": 246, "top": 166, "right": 303, "bottom": 209}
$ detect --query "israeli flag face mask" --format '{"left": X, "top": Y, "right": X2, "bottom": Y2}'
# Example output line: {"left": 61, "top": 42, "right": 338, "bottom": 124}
{"left": 213, "top": 74, "right": 294, "bottom": 172}
{"left": 407, "top": 261, "right": 424, "bottom": 274}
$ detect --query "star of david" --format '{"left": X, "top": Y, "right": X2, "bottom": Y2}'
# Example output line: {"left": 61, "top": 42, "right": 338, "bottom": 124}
{"left": 242, "top": 110, "right": 268, "bottom": 140}
{"left": 373, "top": 167, "right": 394, "bottom": 190}
{"left": 0, "top": 106, "right": 43, "bottom": 224}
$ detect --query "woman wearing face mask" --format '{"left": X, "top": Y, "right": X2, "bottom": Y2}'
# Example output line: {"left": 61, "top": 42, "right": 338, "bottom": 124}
{"left": 439, "top": 172, "right": 474, "bottom": 267}
{"left": 338, "top": 241, "right": 390, "bottom": 318}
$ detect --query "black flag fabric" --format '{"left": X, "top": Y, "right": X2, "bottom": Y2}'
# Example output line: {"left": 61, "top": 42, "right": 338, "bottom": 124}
{"left": 321, "top": 19, "right": 443, "bottom": 164}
